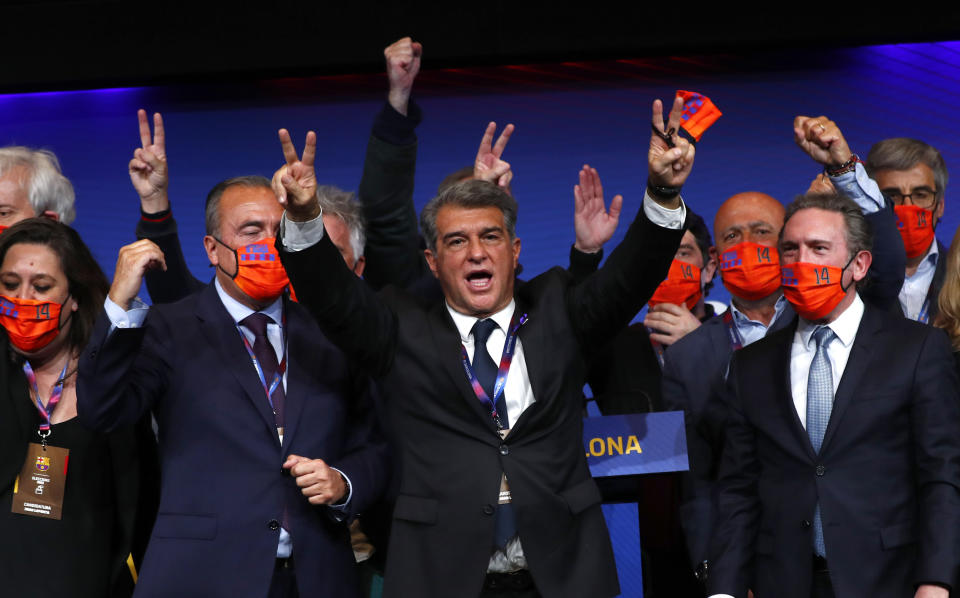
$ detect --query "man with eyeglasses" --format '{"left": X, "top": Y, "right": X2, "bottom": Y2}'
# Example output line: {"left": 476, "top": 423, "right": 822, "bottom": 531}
{"left": 865, "top": 139, "right": 949, "bottom": 323}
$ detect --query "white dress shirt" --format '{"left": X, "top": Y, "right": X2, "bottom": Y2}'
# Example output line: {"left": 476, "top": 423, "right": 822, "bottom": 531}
{"left": 899, "top": 240, "right": 939, "bottom": 321}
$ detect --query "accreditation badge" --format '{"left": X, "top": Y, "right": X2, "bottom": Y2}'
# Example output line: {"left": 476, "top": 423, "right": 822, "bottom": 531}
{"left": 11, "top": 443, "right": 68, "bottom": 520}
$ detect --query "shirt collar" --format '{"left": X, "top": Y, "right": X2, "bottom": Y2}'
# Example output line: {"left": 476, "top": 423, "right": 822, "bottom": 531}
{"left": 447, "top": 299, "right": 517, "bottom": 343}
{"left": 215, "top": 278, "right": 284, "bottom": 326}
{"left": 729, "top": 294, "right": 789, "bottom": 327}
{"left": 796, "top": 293, "right": 863, "bottom": 351}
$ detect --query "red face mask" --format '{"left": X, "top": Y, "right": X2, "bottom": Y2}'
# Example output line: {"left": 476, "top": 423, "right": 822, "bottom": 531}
{"left": 893, "top": 204, "right": 936, "bottom": 259}
{"left": 780, "top": 259, "right": 853, "bottom": 321}
{"left": 216, "top": 237, "right": 291, "bottom": 303}
{"left": 0, "top": 295, "right": 68, "bottom": 353}
{"left": 649, "top": 259, "right": 702, "bottom": 310}
{"left": 719, "top": 242, "right": 781, "bottom": 301}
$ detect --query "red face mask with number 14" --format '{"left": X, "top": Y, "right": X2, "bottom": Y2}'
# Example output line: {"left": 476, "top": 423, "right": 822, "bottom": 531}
{"left": 0, "top": 296, "right": 68, "bottom": 353}
{"left": 648, "top": 259, "right": 702, "bottom": 310}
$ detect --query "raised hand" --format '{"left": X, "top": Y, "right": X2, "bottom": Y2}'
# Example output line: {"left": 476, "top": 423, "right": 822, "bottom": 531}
{"left": 108, "top": 239, "right": 167, "bottom": 310}
{"left": 385, "top": 36, "right": 422, "bottom": 116}
{"left": 277, "top": 129, "right": 320, "bottom": 221}
{"left": 793, "top": 115, "right": 852, "bottom": 167}
{"left": 283, "top": 454, "right": 347, "bottom": 505}
{"left": 806, "top": 173, "right": 837, "bottom": 195}
{"left": 129, "top": 109, "right": 169, "bottom": 213}
{"left": 648, "top": 95, "right": 695, "bottom": 194}
{"left": 474, "top": 122, "right": 515, "bottom": 192}
{"left": 574, "top": 165, "right": 622, "bottom": 254}
{"left": 644, "top": 302, "right": 701, "bottom": 345}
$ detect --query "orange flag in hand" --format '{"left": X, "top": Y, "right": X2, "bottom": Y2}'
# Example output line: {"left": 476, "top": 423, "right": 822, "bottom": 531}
{"left": 677, "top": 90, "right": 722, "bottom": 142}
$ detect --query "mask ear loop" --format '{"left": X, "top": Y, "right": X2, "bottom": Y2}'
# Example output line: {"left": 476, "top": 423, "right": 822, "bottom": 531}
{"left": 838, "top": 253, "right": 859, "bottom": 293}
{"left": 211, "top": 237, "right": 241, "bottom": 279}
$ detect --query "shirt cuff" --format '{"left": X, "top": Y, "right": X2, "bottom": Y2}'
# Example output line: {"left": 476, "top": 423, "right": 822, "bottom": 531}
{"left": 327, "top": 467, "right": 353, "bottom": 515}
{"left": 643, "top": 190, "right": 686, "bottom": 229}
{"left": 280, "top": 210, "right": 325, "bottom": 252}
{"left": 830, "top": 162, "right": 883, "bottom": 214}
{"left": 104, "top": 296, "right": 149, "bottom": 332}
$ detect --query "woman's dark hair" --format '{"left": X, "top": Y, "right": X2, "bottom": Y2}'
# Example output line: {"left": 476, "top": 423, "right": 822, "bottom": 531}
{"left": 0, "top": 218, "right": 109, "bottom": 352}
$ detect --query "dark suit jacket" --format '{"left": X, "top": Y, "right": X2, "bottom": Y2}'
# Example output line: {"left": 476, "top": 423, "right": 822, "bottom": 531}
{"left": 707, "top": 304, "right": 960, "bottom": 598}
{"left": 278, "top": 204, "right": 682, "bottom": 598}
{"left": 77, "top": 284, "right": 389, "bottom": 598}
{"left": 662, "top": 202, "right": 908, "bottom": 568}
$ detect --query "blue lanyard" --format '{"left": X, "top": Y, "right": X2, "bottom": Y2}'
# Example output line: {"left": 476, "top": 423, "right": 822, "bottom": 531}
{"left": 722, "top": 310, "right": 745, "bottom": 351}
{"left": 459, "top": 312, "right": 528, "bottom": 430}
{"left": 236, "top": 314, "right": 287, "bottom": 425}
{"left": 918, "top": 298, "right": 930, "bottom": 324}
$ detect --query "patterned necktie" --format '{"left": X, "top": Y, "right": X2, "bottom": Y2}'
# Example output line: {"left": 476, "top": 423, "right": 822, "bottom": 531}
{"left": 471, "top": 318, "right": 509, "bottom": 428}
{"left": 240, "top": 312, "right": 286, "bottom": 427}
{"left": 806, "top": 325, "right": 835, "bottom": 557}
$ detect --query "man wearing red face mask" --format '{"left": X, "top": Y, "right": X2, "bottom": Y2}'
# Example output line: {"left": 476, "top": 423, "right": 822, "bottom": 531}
{"left": 661, "top": 116, "right": 907, "bottom": 586}
{"left": 865, "top": 138, "right": 948, "bottom": 323}
{"left": 77, "top": 175, "right": 389, "bottom": 598}
{"left": 707, "top": 191, "right": 960, "bottom": 598}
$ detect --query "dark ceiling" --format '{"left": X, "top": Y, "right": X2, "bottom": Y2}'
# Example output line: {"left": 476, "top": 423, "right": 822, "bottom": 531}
{"left": 4, "top": 2, "right": 959, "bottom": 92}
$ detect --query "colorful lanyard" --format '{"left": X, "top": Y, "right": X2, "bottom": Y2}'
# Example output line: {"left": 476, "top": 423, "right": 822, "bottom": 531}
{"left": 236, "top": 314, "right": 287, "bottom": 426}
{"left": 24, "top": 359, "right": 70, "bottom": 439}
{"left": 459, "top": 312, "right": 528, "bottom": 431}
{"left": 722, "top": 310, "right": 745, "bottom": 351}
{"left": 647, "top": 331, "right": 666, "bottom": 370}
{"left": 918, "top": 298, "right": 930, "bottom": 324}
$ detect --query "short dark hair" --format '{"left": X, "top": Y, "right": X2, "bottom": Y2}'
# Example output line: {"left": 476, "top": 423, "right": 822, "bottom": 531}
{"left": 204, "top": 175, "right": 272, "bottom": 236}
{"left": 420, "top": 180, "right": 518, "bottom": 252}
{"left": 780, "top": 192, "right": 873, "bottom": 287}
{"left": 865, "top": 138, "right": 949, "bottom": 199}
{"left": 684, "top": 209, "right": 714, "bottom": 294}
{"left": 0, "top": 218, "right": 109, "bottom": 353}
{"left": 437, "top": 166, "right": 475, "bottom": 195}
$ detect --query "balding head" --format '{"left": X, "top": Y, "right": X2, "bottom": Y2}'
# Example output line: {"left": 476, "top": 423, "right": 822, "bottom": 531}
{"left": 713, "top": 192, "right": 785, "bottom": 255}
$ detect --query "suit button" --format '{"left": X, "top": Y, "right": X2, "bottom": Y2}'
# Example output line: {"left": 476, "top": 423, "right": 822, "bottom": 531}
{"left": 499, "top": 444, "right": 510, "bottom": 456}
{"left": 815, "top": 465, "right": 826, "bottom": 477}
{"left": 483, "top": 504, "right": 495, "bottom": 516}
{"left": 802, "top": 520, "right": 811, "bottom": 529}
{"left": 268, "top": 519, "right": 280, "bottom": 530}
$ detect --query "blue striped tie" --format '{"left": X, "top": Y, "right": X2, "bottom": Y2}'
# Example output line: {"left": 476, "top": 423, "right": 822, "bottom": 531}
{"left": 806, "top": 326, "right": 835, "bottom": 557}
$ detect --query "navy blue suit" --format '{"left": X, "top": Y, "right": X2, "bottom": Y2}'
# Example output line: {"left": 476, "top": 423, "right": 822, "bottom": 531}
{"left": 661, "top": 203, "right": 907, "bottom": 569}
{"left": 708, "top": 304, "right": 960, "bottom": 597}
{"left": 77, "top": 284, "right": 389, "bottom": 598}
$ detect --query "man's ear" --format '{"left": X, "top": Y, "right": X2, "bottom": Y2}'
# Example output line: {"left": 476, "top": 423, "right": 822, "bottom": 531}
{"left": 352, "top": 255, "right": 366, "bottom": 277}
{"left": 203, "top": 235, "right": 220, "bottom": 267}
{"left": 512, "top": 237, "right": 521, "bottom": 270}
{"left": 702, "top": 252, "right": 718, "bottom": 286}
{"left": 424, "top": 249, "right": 439, "bottom": 278}
{"left": 850, "top": 249, "right": 872, "bottom": 283}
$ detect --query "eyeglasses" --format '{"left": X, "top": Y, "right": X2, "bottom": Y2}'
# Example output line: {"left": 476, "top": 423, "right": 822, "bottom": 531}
{"left": 881, "top": 187, "right": 939, "bottom": 210}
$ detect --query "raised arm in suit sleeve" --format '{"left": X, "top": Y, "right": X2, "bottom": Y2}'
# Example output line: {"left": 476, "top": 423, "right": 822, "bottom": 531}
{"left": 358, "top": 101, "right": 427, "bottom": 291}
{"left": 860, "top": 203, "right": 906, "bottom": 310}
{"left": 137, "top": 210, "right": 205, "bottom": 303}
{"left": 278, "top": 215, "right": 399, "bottom": 378}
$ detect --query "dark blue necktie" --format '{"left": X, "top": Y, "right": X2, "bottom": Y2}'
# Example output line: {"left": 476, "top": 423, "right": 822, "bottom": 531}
{"left": 471, "top": 318, "right": 516, "bottom": 550}
{"left": 471, "top": 318, "right": 509, "bottom": 427}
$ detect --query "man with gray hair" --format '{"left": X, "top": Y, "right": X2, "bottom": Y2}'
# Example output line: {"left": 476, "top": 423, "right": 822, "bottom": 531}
{"left": 865, "top": 138, "right": 949, "bottom": 323}
{"left": 707, "top": 191, "right": 960, "bottom": 598}
{"left": 0, "top": 146, "right": 76, "bottom": 227}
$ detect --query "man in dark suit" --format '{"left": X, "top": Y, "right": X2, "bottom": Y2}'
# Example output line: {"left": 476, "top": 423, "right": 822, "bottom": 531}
{"left": 865, "top": 137, "right": 949, "bottom": 323}
{"left": 662, "top": 115, "right": 907, "bottom": 581}
{"left": 707, "top": 191, "right": 960, "bottom": 598}
{"left": 77, "top": 176, "right": 389, "bottom": 598}
{"left": 272, "top": 97, "right": 692, "bottom": 597}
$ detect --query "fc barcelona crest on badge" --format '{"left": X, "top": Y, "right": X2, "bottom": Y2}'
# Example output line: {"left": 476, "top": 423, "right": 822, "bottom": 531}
{"left": 35, "top": 456, "right": 50, "bottom": 472}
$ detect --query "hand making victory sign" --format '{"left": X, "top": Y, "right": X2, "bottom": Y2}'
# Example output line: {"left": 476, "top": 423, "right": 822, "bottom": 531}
{"left": 474, "top": 122, "right": 515, "bottom": 191}
{"left": 276, "top": 128, "right": 320, "bottom": 221}
{"left": 648, "top": 95, "right": 695, "bottom": 196}
{"left": 129, "top": 109, "right": 170, "bottom": 213}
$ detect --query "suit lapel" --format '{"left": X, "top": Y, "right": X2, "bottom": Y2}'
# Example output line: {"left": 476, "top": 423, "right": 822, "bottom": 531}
{"left": 195, "top": 284, "right": 279, "bottom": 440}
{"left": 768, "top": 317, "right": 819, "bottom": 460}
{"left": 427, "top": 301, "right": 500, "bottom": 436}
{"left": 277, "top": 299, "right": 307, "bottom": 451}
{"left": 820, "top": 304, "right": 879, "bottom": 454}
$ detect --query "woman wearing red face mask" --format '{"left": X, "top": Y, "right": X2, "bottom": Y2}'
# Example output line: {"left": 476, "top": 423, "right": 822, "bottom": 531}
{"left": 0, "top": 219, "right": 158, "bottom": 598}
